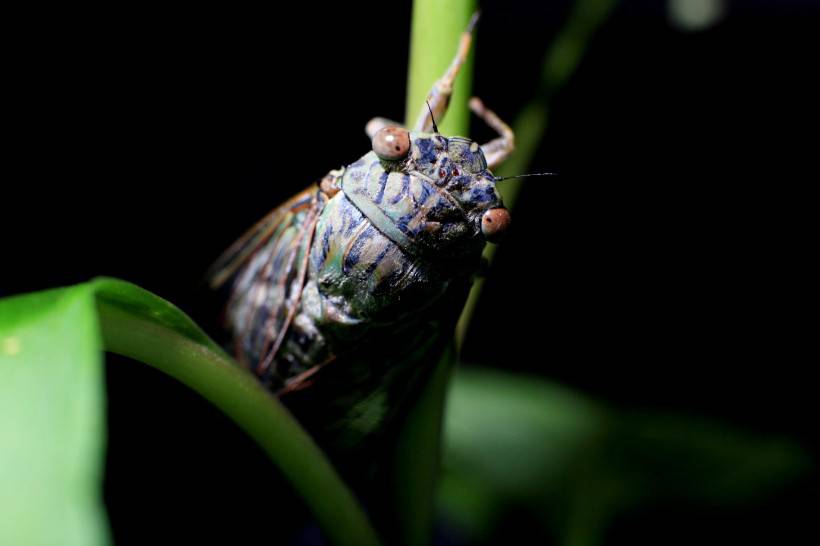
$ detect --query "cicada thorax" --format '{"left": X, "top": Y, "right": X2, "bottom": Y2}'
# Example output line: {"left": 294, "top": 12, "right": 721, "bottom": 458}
{"left": 224, "top": 165, "right": 465, "bottom": 375}
{"left": 340, "top": 151, "right": 481, "bottom": 273}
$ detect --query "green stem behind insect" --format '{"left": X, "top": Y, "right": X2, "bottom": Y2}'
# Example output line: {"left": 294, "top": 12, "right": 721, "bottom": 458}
{"left": 395, "top": 1, "right": 476, "bottom": 545}
{"left": 454, "top": 0, "right": 618, "bottom": 349}
{"left": 405, "top": 0, "right": 476, "bottom": 137}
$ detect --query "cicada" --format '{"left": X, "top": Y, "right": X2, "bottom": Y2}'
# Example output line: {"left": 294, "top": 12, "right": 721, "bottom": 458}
{"left": 209, "top": 17, "right": 515, "bottom": 454}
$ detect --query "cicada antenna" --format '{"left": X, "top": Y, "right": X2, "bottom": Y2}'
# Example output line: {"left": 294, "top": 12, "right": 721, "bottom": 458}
{"left": 494, "top": 172, "right": 558, "bottom": 182}
{"left": 426, "top": 100, "right": 439, "bottom": 134}
{"left": 467, "top": 10, "right": 481, "bottom": 33}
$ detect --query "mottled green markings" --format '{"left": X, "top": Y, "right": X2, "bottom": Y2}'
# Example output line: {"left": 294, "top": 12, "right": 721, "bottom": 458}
{"left": 0, "top": 285, "right": 110, "bottom": 546}
{"left": 341, "top": 158, "right": 415, "bottom": 255}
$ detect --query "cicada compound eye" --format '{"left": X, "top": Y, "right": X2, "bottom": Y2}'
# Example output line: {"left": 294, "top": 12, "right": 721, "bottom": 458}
{"left": 372, "top": 126, "right": 410, "bottom": 161}
{"left": 480, "top": 208, "right": 511, "bottom": 243}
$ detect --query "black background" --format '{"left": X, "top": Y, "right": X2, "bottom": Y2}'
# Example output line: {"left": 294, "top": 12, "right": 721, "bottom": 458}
{"left": 2, "top": 1, "right": 817, "bottom": 544}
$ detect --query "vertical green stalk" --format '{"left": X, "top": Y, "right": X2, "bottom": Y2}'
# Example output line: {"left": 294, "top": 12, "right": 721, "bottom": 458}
{"left": 405, "top": 0, "right": 476, "bottom": 136}
{"left": 394, "top": 2, "right": 475, "bottom": 545}
{"left": 455, "top": 0, "right": 617, "bottom": 348}
{"left": 398, "top": 1, "right": 611, "bottom": 540}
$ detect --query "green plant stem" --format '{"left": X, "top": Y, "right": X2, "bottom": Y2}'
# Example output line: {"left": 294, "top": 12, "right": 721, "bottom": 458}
{"left": 405, "top": 0, "right": 476, "bottom": 136}
{"left": 455, "top": 0, "right": 617, "bottom": 349}
{"left": 93, "top": 279, "right": 381, "bottom": 546}
{"left": 395, "top": 1, "right": 475, "bottom": 545}
{"left": 390, "top": 344, "right": 456, "bottom": 546}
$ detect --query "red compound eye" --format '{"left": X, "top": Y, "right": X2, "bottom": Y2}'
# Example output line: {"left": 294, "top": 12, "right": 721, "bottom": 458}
{"left": 439, "top": 168, "right": 447, "bottom": 178}
{"left": 481, "top": 208, "right": 511, "bottom": 242}
{"left": 372, "top": 126, "right": 410, "bottom": 160}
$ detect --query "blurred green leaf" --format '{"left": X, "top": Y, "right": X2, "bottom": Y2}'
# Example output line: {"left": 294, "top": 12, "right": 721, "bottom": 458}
{"left": 0, "top": 286, "right": 110, "bottom": 546}
{"left": 445, "top": 368, "right": 605, "bottom": 499}
{"left": 440, "top": 367, "right": 811, "bottom": 544}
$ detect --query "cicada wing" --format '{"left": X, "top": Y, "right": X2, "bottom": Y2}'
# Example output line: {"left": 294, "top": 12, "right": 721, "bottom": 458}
{"left": 209, "top": 185, "right": 325, "bottom": 375}
{"left": 207, "top": 187, "right": 320, "bottom": 290}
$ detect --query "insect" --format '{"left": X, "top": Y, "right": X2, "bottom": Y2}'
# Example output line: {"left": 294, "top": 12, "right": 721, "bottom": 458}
{"left": 209, "top": 16, "right": 516, "bottom": 453}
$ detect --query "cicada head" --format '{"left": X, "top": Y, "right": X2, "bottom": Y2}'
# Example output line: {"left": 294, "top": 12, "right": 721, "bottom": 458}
{"left": 342, "top": 127, "right": 510, "bottom": 274}
{"left": 408, "top": 133, "right": 509, "bottom": 244}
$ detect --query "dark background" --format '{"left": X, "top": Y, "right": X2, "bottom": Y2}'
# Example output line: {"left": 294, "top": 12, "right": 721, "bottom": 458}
{"left": 2, "top": 0, "right": 817, "bottom": 544}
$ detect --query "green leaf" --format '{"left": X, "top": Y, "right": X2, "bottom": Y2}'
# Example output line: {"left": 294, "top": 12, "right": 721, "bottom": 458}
{"left": 91, "top": 278, "right": 382, "bottom": 546}
{"left": 444, "top": 367, "right": 605, "bottom": 499}
{"left": 0, "top": 285, "right": 110, "bottom": 546}
{"left": 441, "top": 368, "right": 810, "bottom": 545}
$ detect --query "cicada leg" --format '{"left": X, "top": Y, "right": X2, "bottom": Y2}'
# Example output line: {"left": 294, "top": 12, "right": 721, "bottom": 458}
{"left": 365, "top": 117, "right": 403, "bottom": 138}
{"left": 412, "top": 12, "right": 480, "bottom": 133}
{"left": 469, "top": 97, "right": 515, "bottom": 170}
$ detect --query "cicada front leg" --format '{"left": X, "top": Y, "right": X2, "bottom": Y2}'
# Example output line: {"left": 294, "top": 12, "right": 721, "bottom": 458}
{"left": 412, "top": 12, "right": 480, "bottom": 133}
{"left": 403, "top": 13, "right": 515, "bottom": 170}
{"left": 365, "top": 117, "right": 403, "bottom": 138}
{"left": 469, "top": 97, "right": 515, "bottom": 170}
